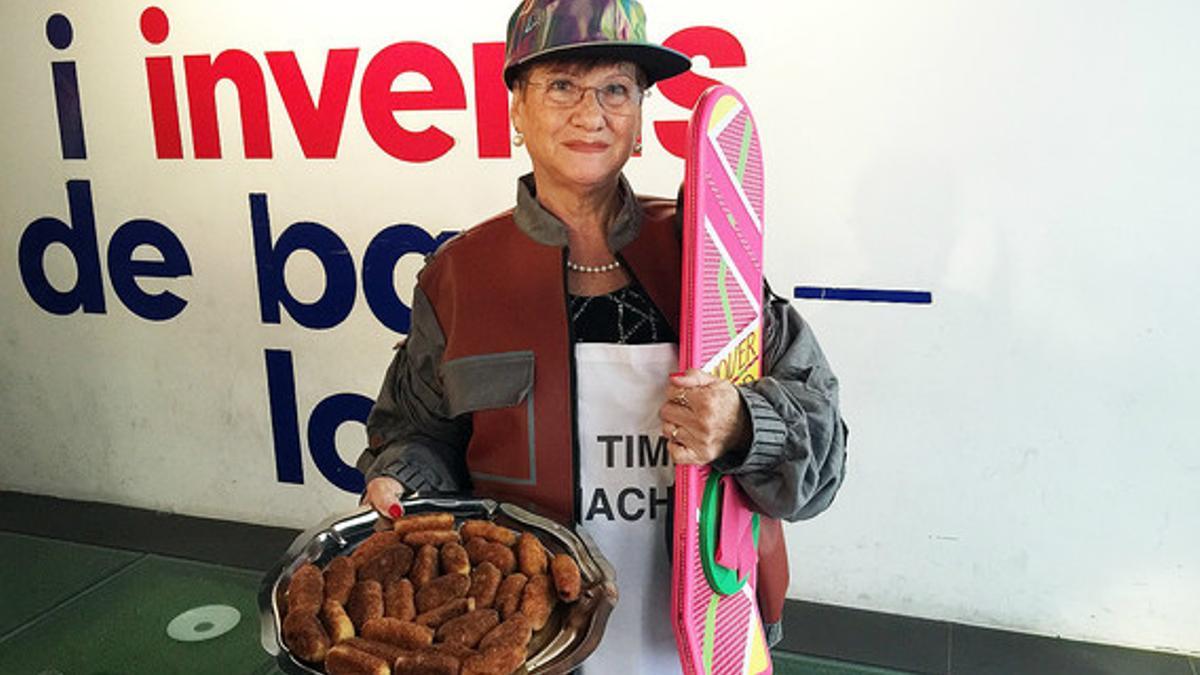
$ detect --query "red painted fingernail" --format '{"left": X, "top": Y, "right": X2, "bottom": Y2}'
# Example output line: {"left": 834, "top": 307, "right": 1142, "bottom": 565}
{"left": 671, "top": 371, "right": 686, "bottom": 377}
{"left": 388, "top": 504, "right": 403, "bottom": 519}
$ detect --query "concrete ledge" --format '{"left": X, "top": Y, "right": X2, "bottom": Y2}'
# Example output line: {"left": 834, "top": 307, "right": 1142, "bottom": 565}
{"left": 779, "top": 588, "right": 1195, "bottom": 675}
{"left": 0, "top": 490, "right": 300, "bottom": 571}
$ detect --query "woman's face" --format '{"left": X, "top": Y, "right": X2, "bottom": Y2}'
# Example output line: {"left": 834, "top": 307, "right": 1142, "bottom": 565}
{"left": 510, "top": 61, "right": 643, "bottom": 196}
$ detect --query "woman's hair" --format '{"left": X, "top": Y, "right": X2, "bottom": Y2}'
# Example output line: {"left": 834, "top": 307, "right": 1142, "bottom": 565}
{"left": 510, "top": 56, "right": 649, "bottom": 92}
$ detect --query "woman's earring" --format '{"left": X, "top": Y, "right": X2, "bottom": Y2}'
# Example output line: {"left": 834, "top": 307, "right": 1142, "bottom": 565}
{"left": 513, "top": 132, "right": 525, "bottom": 147}
{"left": 633, "top": 139, "right": 643, "bottom": 153}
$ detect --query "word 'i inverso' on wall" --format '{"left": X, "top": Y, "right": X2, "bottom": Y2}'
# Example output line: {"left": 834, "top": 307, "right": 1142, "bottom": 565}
{"left": 138, "top": 6, "right": 747, "bottom": 161}
{"left": 17, "top": 7, "right": 748, "bottom": 493}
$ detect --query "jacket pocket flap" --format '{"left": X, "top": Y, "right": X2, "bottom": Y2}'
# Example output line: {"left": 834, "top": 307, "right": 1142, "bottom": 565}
{"left": 442, "top": 351, "right": 534, "bottom": 417}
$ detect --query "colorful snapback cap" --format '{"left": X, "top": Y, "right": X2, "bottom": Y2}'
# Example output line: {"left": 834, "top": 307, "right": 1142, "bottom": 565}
{"left": 503, "top": 0, "right": 692, "bottom": 88}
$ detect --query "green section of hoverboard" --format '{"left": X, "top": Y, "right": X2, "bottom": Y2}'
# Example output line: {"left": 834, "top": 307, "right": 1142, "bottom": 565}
{"left": 699, "top": 472, "right": 760, "bottom": 595}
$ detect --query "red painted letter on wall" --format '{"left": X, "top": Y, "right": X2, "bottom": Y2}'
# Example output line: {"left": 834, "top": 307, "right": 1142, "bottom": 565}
{"left": 360, "top": 42, "right": 466, "bottom": 163}
{"left": 184, "top": 50, "right": 273, "bottom": 159}
{"left": 473, "top": 42, "right": 510, "bottom": 159}
{"left": 266, "top": 49, "right": 359, "bottom": 159}
{"left": 654, "top": 27, "right": 746, "bottom": 159}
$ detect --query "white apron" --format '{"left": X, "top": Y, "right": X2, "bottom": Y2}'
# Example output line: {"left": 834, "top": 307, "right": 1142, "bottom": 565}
{"left": 575, "top": 342, "right": 683, "bottom": 675}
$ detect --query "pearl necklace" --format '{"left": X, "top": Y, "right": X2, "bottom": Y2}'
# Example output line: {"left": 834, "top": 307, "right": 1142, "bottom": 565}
{"left": 566, "top": 259, "right": 622, "bottom": 273}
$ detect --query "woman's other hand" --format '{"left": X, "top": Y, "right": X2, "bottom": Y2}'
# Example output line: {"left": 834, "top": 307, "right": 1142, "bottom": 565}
{"left": 363, "top": 476, "right": 406, "bottom": 519}
{"left": 659, "top": 369, "right": 751, "bottom": 465}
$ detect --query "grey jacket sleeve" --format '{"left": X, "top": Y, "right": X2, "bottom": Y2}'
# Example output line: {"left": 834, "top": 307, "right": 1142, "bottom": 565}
{"left": 710, "top": 285, "right": 849, "bottom": 522}
{"left": 355, "top": 286, "right": 471, "bottom": 496}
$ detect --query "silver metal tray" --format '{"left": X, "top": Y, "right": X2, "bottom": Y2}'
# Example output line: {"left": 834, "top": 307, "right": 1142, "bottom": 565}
{"left": 259, "top": 497, "right": 618, "bottom": 674}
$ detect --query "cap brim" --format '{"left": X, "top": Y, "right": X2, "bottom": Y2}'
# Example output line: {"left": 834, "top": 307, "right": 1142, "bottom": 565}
{"left": 505, "top": 42, "right": 692, "bottom": 88}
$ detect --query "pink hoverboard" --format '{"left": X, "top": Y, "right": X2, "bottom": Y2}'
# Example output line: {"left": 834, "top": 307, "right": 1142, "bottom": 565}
{"left": 672, "top": 84, "right": 771, "bottom": 675}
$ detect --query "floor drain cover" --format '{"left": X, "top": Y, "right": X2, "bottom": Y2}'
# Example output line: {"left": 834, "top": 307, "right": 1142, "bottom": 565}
{"left": 166, "top": 604, "right": 241, "bottom": 642}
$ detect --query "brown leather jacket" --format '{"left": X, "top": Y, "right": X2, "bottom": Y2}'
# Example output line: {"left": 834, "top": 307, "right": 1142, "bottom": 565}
{"left": 357, "top": 174, "right": 848, "bottom": 628}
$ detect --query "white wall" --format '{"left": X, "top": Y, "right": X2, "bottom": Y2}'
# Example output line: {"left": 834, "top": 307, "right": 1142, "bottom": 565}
{"left": 756, "top": 1, "right": 1200, "bottom": 655}
{"left": 1, "top": 0, "right": 1196, "bottom": 655}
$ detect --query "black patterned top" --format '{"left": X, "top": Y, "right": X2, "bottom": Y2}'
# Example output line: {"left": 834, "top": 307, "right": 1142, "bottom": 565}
{"left": 568, "top": 282, "right": 675, "bottom": 345}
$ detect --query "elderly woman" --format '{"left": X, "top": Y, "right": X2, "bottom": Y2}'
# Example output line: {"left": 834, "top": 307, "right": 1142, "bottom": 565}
{"left": 357, "top": 0, "right": 847, "bottom": 670}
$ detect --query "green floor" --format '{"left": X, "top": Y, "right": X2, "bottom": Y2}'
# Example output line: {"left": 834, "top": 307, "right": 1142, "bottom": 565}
{"left": 0, "top": 533, "right": 275, "bottom": 674}
{"left": 0, "top": 532, "right": 908, "bottom": 675}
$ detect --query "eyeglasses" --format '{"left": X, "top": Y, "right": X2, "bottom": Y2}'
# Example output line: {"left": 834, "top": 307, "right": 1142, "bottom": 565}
{"left": 526, "top": 77, "right": 647, "bottom": 115}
